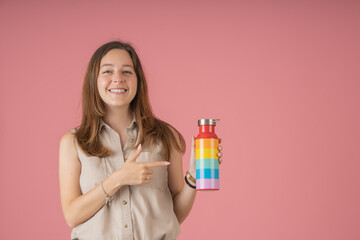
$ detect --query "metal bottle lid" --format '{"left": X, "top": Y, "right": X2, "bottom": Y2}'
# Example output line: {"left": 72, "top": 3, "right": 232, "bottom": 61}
{"left": 198, "top": 119, "right": 220, "bottom": 126}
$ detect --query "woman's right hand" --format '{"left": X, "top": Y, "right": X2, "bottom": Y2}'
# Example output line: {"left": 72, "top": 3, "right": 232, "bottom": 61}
{"left": 112, "top": 144, "right": 170, "bottom": 187}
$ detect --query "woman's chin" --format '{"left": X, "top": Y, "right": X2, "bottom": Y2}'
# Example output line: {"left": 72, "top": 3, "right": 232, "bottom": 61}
{"left": 105, "top": 102, "right": 131, "bottom": 110}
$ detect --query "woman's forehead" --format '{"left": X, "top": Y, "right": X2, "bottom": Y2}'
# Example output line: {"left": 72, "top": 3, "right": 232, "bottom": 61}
{"left": 101, "top": 49, "right": 133, "bottom": 66}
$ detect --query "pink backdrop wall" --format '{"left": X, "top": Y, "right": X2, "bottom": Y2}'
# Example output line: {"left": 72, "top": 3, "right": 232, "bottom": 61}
{"left": 1, "top": 0, "right": 359, "bottom": 239}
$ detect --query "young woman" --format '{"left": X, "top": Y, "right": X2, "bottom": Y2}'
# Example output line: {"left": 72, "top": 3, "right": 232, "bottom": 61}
{"left": 59, "top": 41, "right": 223, "bottom": 239}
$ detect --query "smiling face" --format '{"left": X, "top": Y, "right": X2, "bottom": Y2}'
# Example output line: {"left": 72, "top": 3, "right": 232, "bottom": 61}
{"left": 97, "top": 49, "right": 138, "bottom": 111}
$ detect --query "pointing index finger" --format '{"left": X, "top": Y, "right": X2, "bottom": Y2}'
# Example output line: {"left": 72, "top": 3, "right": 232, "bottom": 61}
{"left": 143, "top": 161, "right": 171, "bottom": 168}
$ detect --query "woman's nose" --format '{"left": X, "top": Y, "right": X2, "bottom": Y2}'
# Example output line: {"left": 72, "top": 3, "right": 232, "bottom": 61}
{"left": 113, "top": 71, "right": 124, "bottom": 83}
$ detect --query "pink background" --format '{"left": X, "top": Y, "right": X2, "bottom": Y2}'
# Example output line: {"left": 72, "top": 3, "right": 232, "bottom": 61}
{"left": 1, "top": 0, "right": 360, "bottom": 239}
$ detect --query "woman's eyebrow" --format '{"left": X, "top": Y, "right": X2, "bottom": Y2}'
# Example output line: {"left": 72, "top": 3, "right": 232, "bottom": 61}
{"left": 100, "top": 64, "right": 134, "bottom": 69}
{"left": 122, "top": 64, "right": 134, "bottom": 68}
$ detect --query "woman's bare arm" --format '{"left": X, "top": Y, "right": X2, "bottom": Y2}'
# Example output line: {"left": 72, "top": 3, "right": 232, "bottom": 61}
{"left": 59, "top": 132, "right": 120, "bottom": 227}
{"left": 168, "top": 133, "right": 197, "bottom": 224}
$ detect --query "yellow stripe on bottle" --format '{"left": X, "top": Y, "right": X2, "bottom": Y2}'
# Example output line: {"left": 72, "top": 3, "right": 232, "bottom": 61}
{"left": 196, "top": 148, "right": 219, "bottom": 160}
{"left": 196, "top": 138, "right": 219, "bottom": 149}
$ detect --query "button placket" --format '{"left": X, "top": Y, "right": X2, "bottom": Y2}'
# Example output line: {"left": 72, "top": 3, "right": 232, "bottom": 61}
{"left": 120, "top": 186, "right": 133, "bottom": 238}
{"left": 105, "top": 130, "right": 123, "bottom": 200}
{"left": 120, "top": 124, "right": 136, "bottom": 239}
{"left": 98, "top": 119, "right": 137, "bottom": 240}
{"left": 125, "top": 126, "right": 137, "bottom": 150}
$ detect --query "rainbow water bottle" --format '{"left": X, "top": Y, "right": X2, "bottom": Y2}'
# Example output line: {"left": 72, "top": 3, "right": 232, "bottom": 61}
{"left": 196, "top": 119, "right": 220, "bottom": 190}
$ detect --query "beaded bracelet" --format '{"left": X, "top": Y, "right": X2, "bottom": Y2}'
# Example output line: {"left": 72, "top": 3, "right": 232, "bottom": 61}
{"left": 185, "top": 175, "right": 196, "bottom": 189}
{"left": 101, "top": 181, "right": 113, "bottom": 205}
{"left": 186, "top": 170, "right": 196, "bottom": 184}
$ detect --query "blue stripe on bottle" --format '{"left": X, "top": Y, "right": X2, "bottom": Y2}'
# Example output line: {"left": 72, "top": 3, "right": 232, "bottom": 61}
{"left": 196, "top": 168, "right": 219, "bottom": 179}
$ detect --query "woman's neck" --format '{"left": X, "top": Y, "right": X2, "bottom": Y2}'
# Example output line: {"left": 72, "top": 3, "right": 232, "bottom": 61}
{"left": 103, "top": 106, "right": 134, "bottom": 133}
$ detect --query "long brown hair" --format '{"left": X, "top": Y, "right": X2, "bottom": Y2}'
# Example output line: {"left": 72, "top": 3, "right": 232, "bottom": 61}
{"left": 75, "top": 41, "right": 185, "bottom": 160}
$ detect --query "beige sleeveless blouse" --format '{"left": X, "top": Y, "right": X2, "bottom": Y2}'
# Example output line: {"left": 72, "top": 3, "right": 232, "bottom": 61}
{"left": 70, "top": 117, "right": 180, "bottom": 240}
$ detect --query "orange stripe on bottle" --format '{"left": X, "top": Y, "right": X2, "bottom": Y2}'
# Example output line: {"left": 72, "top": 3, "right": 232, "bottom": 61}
{"left": 195, "top": 138, "right": 219, "bottom": 149}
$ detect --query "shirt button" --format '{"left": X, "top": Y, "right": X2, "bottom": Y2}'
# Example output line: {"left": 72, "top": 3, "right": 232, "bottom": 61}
{"left": 125, "top": 224, "right": 128, "bottom": 228}
{"left": 122, "top": 200, "right": 127, "bottom": 205}
{"left": 129, "top": 138, "right": 134, "bottom": 143}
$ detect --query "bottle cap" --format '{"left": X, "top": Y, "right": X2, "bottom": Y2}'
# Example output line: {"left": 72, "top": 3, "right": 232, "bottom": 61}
{"left": 198, "top": 119, "right": 220, "bottom": 126}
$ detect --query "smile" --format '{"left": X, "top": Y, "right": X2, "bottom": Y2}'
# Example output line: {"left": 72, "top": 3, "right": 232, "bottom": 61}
{"left": 109, "top": 89, "right": 127, "bottom": 93}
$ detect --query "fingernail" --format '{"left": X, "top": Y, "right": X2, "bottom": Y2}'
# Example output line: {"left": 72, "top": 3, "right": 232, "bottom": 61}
{"left": 164, "top": 161, "right": 171, "bottom": 166}
{"left": 137, "top": 144, "right": 142, "bottom": 150}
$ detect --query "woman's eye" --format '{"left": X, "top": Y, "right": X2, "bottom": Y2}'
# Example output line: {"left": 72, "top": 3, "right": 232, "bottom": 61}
{"left": 123, "top": 71, "right": 132, "bottom": 75}
{"left": 103, "top": 70, "right": 112, "bottom": 74}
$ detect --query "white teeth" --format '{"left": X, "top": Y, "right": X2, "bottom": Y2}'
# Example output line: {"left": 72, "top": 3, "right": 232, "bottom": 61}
{"left": 110, "top": 89, "right": 126, "bottom": 93}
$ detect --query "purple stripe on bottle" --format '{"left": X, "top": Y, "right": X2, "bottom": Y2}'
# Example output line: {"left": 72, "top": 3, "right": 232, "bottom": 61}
{"left": 196, "top": 178, "right": 219, "bottom": 190}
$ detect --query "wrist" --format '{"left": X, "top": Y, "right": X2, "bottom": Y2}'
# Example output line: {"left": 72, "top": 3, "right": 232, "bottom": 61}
{"left": 109, "top": 170, "right": 125, "bottom": 191}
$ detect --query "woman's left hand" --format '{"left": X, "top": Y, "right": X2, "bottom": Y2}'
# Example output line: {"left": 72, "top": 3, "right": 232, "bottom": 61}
{"left": 189, "top": 136, "right": 223, "bottom": 177}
